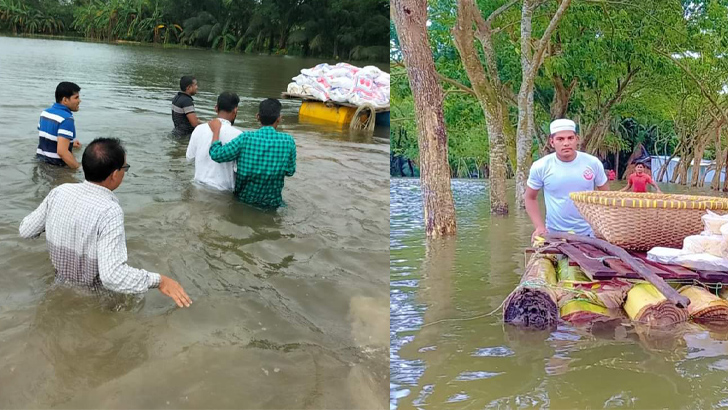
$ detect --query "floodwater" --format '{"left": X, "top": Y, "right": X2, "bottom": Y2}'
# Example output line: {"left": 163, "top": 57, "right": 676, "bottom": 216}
{"left": 0, "top": 36, "right": 389, "bottom": 408}
{"left": 391, "top": 177, "right": 728, "bottom": 409}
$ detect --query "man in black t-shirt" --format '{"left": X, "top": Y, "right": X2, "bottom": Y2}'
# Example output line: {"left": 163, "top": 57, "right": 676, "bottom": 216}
{"left": 171, "top": 76, "right": 201, "bottom": 136}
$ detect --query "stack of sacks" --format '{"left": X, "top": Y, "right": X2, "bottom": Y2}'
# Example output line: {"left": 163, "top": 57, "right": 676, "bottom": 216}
{"left": 647, "top": 210, "right": 728, "bottom": 271}
{"left": 286, "top": 63, "right": 390, "bottom": 108}
{"left": 682, "top": 210, "right": 728, "bottom": 258}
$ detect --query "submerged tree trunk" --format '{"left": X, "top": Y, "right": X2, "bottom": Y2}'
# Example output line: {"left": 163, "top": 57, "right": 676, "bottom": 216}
{"left": 712, "top": 125, "right": 725, "bottom": 190}
{"left": 551, "top": 75, "right": 577, "bottom": 119}
{"left": 691, "top": 136, "right": 708, "bottom": 187}
{"left": 393, "top": 0, "right": 457, "bottom": 237}
{"left": 452, "top": 0, "right": 514, "bottom": 214}
{"left": 723, "top": 146, "right": 728, "bottom": 191}
{"left": 515, "top": 0, "right": 573, "bottom": 209}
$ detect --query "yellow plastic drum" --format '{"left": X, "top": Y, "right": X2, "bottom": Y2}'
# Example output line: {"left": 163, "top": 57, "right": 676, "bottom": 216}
{"left": 298, "top": 101, "right": 357, "bottom": 125}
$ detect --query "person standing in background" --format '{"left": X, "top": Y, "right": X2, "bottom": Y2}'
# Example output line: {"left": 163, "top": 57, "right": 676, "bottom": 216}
{"left": 171, "top": 75, "right": 200, "bottom": 136}
{"left": 37, "top": 81, "right": 83, "bottom": 168}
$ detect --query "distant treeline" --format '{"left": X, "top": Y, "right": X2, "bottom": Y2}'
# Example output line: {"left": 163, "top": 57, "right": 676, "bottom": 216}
{"left": 0, "top": 0, "right": 388, "bottom": 61}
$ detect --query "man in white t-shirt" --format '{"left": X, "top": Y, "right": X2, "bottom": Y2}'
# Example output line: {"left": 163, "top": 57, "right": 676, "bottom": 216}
{"left": 186, "top": 92, "right": 243, "bottom": 191}
{"left": 525, "top": 118, "right": 609, "bottom": 241}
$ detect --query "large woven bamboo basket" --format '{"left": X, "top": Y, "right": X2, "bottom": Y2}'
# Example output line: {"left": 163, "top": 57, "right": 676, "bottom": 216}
{"left": 570, "top": 191, "right": 728, "bottom": 251}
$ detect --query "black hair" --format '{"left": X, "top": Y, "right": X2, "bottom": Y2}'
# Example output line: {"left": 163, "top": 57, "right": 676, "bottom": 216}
{"left": 55, "top": 82, "right": 81, "bottom": 103}
{"left": 217, "top": 91, "right": 240, "bottom": 113}
{"left": 180, "top": 76, "right": 196, "bottom": 92}
{"left": 82, "top": 138, "right": 126, "bottom": 182}
{"left": 632, "top": 160, "right": 646, "bottom": 166}
{"left": 258, "top": 98, "right": 282, "bottom": 126}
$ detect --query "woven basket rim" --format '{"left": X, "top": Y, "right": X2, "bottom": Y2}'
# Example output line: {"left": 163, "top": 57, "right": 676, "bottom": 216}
{"left": 570, "top": 191, "right": 728, "bottom": 210}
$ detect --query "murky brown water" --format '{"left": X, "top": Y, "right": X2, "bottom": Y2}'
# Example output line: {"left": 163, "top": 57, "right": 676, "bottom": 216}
{"left": 0, "top": 36, "right": 389, "bottom": 408}
{"left": 391, "top": 177, "right": 728, "bottom": 409}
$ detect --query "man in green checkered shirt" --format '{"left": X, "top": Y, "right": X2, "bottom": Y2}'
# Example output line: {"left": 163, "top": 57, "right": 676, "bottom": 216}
{"left": 208, "top": 98, "right": 296, "bottom": 208}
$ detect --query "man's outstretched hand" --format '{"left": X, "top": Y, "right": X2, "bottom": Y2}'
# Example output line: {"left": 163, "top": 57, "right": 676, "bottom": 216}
{"left": 531, "top": 226, "right": 548, "bottom": 245}
{"left": 159, "top": 275, "right": 192, "bottom": 307}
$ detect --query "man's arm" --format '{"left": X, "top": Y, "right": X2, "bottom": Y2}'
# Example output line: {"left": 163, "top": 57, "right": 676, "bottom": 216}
{"left": 97, "top": 207, "right": 161, "bottom": 294}
{"left": 620, "top": 180, "right": 632, "bottom": 192}
{"left": 649, "top": 176, "right": 662, "bottom": 193}
{"left": 285, "top": 141, "right": 296, "bottom": 177}
{"left": 594, "top": 161, "right": 609, "bottom": 191}
{"left": 186, "top": 112, "right": 201, "bottom": 128}
{"left": 19, "top": 191, "right": 53, "bottom": 238}
{"left": 56, "top": 137, "right": 80, "bottom": 169}
{"left": 209, "top": 121, "right": 245, "bottom": 163}
{"left": 97, "top": 207, "right": 192, "bottom": 307}
{"left": 525, "top": 187, "right": 547, "bottom": 241}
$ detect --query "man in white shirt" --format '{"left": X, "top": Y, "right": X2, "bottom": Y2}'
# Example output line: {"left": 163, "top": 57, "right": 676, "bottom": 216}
{"left": 20, "top": 138, "right": 192, "bottom": 307}
{"left": 186, "top": 92, "right": 243, "bottom": 191}
{"left": 525, "top": 118, "right": 609, "bottom": 241}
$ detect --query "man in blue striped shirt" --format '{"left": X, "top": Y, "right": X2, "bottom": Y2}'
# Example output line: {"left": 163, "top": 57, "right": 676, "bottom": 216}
{"left": 37, "top": 82, "right": 83, "bottom": 168}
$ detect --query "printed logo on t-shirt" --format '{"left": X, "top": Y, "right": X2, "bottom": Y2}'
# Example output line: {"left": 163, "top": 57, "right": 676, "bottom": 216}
{"left": 583, "top": 168, "right": 594, "bottom": 181}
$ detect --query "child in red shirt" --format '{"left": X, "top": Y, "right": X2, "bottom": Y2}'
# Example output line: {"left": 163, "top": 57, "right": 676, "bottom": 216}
{"left": 621, "top": 162, "right": 661, "bottom": 193}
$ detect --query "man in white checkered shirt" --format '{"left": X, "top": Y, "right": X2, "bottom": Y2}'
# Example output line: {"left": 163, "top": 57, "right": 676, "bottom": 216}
{"left": 20, "top": 138, "right": 192, "bottom": 308}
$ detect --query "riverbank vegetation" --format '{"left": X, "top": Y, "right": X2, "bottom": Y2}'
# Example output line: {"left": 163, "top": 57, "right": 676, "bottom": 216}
{"left": 392, "top": 0, "right": 728, "bottom": 214}
{"left": 0, "top": 0, "right": 388, "bottom": 61}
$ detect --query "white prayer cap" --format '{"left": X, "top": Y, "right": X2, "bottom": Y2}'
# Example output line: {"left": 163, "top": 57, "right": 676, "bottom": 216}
{"left": 550, "top": 118, "right": 576, "bottom": 135}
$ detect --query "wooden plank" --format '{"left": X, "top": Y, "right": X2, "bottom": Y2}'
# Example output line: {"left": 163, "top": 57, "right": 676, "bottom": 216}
{"left": 574, "top": 243, "right": 636, "bottom": 280}
{"left": 557, "top": 243, "right": 616, "bottom": 280}
{"left": 697, "top": 270, "right": 728, "bottom": 283}
{"left": 630, "top": 252, "right": 699, "bottom": 280}
{"left": 576, "top": 244, "right": 684, "bottom": 281}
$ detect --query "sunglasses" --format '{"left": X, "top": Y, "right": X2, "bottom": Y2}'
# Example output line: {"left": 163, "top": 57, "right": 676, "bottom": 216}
{"left": 120, "top": 164, "right": 131, "bottom": 171}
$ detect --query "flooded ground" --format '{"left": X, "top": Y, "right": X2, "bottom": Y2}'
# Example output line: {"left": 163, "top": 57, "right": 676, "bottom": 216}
{"left": 0, "top": 36, "right": 388, "bottom": 408}
{"left": 391, "top": 177, "right": 728, "bottom": 409}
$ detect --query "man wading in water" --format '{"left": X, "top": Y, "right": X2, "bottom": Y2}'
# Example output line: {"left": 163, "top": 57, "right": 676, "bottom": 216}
{"left": 36, "top": 81, "right": 83, "bottom": 168}
{"left": 208, "top": 98, "right": 297, "bottom": 209}
{"left": 186, "top": 91, "right": 243, "bottom": 191}
{"left": 525, "top": 118, "right": 609, "bottom": 242}
{"left": 19, "top": 138, "right": 192, "bottom": 307}
{"left": 621, "top": 161, "right": 662, "bottom": 193}
{"left": 171, "top": 75, "right": 201, "bottom": 136}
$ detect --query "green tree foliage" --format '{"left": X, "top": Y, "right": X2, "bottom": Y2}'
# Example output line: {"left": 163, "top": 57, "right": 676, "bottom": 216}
{"left": 392, "top": 0, "right": 728, "bottom": 179}
{"left": 0, "top": 0, "right": 388, "bottom": 61}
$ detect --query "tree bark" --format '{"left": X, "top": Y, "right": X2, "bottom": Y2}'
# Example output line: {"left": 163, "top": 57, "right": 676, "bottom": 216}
{"left": 392, "top": 0, "right": 457, "bottom": 237}
{"left": 712, "top": 124, "right": 725, "bottom": 190}
{"left": 452, "top": 0, "right": 513, "bottom": 214}
{"left": 515, "top": 0, "right": 573, "bottom": 209}
{"left": 691, "top": 134, "right": 709, "bottom": 187}
{"left": 723, "top": 146, "right": 728, "bottom": 191}
{"left": 551, "top": 75, "right": 577, "bottom": 119}
{"left": 582, "top": 67, "right": 640, "bottom": 153}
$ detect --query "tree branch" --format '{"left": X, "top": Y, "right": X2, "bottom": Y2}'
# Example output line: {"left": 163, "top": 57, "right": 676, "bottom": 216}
{"left": 655, "top": 47, "right": 728, "bottom": 127}
{"left": 470, "top": 0, "right": 514, "bottom": 87}
{"left": 584, "top": 67, "right": 640, "bottom": 148}
{"left": 437, "top": 72, "right": 476, "bottom": 96}
{"left": 484, "top": 0, "right": 519, "bottom": 28}
{"left": 527, "top": 0, "right": 573, "bottom": 85}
